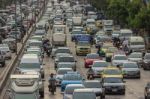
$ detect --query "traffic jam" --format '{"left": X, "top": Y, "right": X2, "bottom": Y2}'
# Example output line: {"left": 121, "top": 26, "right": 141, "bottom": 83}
{"left": 3, "top": 0, "right": 150, "bottom": 99}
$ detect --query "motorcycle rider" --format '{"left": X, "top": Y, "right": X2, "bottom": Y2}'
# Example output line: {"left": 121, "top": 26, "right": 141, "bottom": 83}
{"left": 87, "top": 67, "right": 94, "bottom": 80}
{"left": 48, "top": 73, "right": 56, "bottom": 95}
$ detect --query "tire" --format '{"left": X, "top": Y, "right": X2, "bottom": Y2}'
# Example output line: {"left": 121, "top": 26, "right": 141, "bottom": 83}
{"left": 101, "top": 95, "right": 105, "bottom": 99}
{"left": 121, "top": 91, "right": 125, "bottom": 95}
{"left": 145, "top": 96, "right": 147, "bottom": 99}
{"left": 40, "top": 92, "right": 44, "bottom": 98}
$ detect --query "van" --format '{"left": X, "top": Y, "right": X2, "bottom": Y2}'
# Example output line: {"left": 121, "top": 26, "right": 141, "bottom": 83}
{"left": 128, "top": 36, "right": 145, "bottom": 53}
{"left": 119, "top": 29, "right": 132, "bottom": 41}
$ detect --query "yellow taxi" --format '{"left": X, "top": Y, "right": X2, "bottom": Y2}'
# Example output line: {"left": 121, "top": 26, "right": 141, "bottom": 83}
{"left": 101, "top": 66, "right": 123, "bottom": 78}
{"left": 105, "top": 47, "right": 118, "bottom": 62}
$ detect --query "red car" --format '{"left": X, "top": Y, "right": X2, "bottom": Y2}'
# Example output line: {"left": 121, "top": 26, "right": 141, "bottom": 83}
{"left": 84, "top": 53, "right": 102, "bottom": 68}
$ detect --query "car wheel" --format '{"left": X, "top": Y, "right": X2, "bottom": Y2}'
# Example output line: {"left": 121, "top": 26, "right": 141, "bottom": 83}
{"left": 101, "top": 95, "right": 105, "bottom": 99}
{"left": 145, "top": 95, "right": 147, "bottom": 99}
{"left": 76, "top": 52, "right": 79, "bottom": 56}
{"left": 143, "top": 67, "right": 147, "bottom": 70}
{"left": 121, "top": 91, "right": 125, "bottom": 95}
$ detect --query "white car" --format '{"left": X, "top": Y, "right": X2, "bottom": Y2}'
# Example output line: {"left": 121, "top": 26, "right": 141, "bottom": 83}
{"left": 112, "top": 54, "right": 128, "bottom": 66}
{"left": 63, "top": 84, "right": 85, "bottom": 99}
{"left": 128, "top": 52, "right": 143, "bottom": 66}
{"left": 91, "top": 60, "right": 108, "bottom": 77}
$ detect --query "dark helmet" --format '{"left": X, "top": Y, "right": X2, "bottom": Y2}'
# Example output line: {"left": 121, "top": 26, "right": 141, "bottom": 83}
{"left": 50, "top": 73, "right": 54, "bottom": 77}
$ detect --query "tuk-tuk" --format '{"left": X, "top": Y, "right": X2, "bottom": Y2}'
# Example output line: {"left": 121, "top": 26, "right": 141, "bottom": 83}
{"left": 2, "top": 38, "right": 16, "bottom": 52}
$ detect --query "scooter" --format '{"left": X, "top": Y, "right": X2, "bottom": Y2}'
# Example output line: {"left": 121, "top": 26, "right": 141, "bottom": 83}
{"left": 48, "top": 84, "right": 56, "bottom": 95}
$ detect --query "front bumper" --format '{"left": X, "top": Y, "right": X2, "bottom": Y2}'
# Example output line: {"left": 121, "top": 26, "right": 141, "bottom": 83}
{"left": 105, "top": 86, "right": 125, "bottom": 94}
{"left": 123, "top": 72, "right": 140, "bottom": 78}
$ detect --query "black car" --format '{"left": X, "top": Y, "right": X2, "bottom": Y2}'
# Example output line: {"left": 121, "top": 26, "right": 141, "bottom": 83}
{"left": 142, "top": 53, "right": 150, "bottom": 70}
{"left": 145, "top": 82, "right": 150, "bottom": 99}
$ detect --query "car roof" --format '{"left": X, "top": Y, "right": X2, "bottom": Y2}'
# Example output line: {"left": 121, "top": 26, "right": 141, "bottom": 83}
{"left": 57, "top": 68, "right": 73, "bottom": 70}
{"left": 84, "top": 80, "right": 100, "bottom": 83}
{"left": 66, "top": 84, "right": 84, "bottom": 87}
{"left": 74, "top": 88, "right": 95, "bottom": 93}
{"left": 103, "top": 75, "right": 123, "bottom": 78}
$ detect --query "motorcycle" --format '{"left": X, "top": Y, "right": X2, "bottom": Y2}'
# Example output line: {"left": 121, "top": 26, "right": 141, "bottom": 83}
{"left": 87, "top": 68, "right": 94, "bottom": 80}
{"left": 48, "top": 81, "right": 56, "bottom": 95}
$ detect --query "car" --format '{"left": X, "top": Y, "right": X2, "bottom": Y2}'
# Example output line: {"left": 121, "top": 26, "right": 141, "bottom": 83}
{"left": 105, "top": 47, "right": 118, "bottom": 62}
{"left": 122, "top": 62, "right": 140, "bottom": 78}
{"left": 112, "top": 54, "right": 128, "bottom": 66}
{"left": 7, "top": 74, "right": 44, "bottom": 99}
{"left": 57, "top": 63, "right": 76, "bottom": 71}
{"left": 144, "top": 82, "right": 150, "bottom": 99}
{"left": 102, "top": 66, "right": 123, "bottom": 78}
{"left": 61, "top": 72, "right": 84, "bottom": 92}
{"left": 56, "top": 68, "right": 73, "bottom": 86}
{"left": 34, "top": 29, "right": 46, "bottom": 37}
{"left": 84, "top": 53, "right": 102, "bottom": 68}
{"left": 0, "top": 44, "right": 11, "bottom": 59}
{"left": 30, "top": 35, "right": 43, "bottom": 41}
{"left": 51, "top": 47, "right": 71, "bottom": 58}
{"left": 26, "top": 39, "right": 43, "bottom": 49}
{"left": 142, "top": 53, "right": 150, "bottom": 70}
{"left": 83, "top": 80, "right": 105, "bottom": 98}
{"left": 91, "top": 60, "right": 108, "bottom": 77}
{"left": 75, "top": 41, "right": 91, "bottom": 56}
{"left": 128, "top": 52, "right": 143, "bottom": 66}
{"left": 17, "top": 54, "right": 44, "bottom": 78}
{"left": 73, "top": 89, "right": 96, "bottom": 99}
{"left": 63, "top": 84, "right": 85, "bottom": 99}
{"left": 55, "top": 54, "right": 76, "bottom": 70}
{"left": 102, "top": 76, "right": 126, "bottom": 94}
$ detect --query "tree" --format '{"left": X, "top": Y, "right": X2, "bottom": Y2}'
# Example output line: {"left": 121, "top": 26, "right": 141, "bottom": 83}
{"left": 106, "top": 0, "right": 129, "bottom": 27}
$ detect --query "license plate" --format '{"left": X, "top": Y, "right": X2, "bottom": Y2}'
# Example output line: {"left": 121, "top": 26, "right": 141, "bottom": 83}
{"left": 112, "top": 89, "right": 117, "bottom": 92}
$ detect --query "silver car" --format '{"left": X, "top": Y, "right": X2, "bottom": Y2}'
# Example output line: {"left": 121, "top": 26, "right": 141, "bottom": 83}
{"left": 128, "top": 52, "right": 143, "bottom": 66}
{"left": 63, "top": 84, "right": 85, "bottom": 99}
{"left": 122, "top": 62, "right": 140, "bottom": 78}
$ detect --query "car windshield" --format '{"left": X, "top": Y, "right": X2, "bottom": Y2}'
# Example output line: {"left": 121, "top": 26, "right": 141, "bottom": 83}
{"left": 84, "top": 82, "right": 102, "bottom": 88}
{"left": 103, "top": 69, "right": 122, "bottom": 75}
{"left": 93, "top": 62, "right": 108, "bottom": 67}
{"left": 77, "top": 42, "right": 90, "bottom": 46}
{"left": 86, "top": 54, "right": 99, "bottom": 59}
{"left": 29, "top": 42, "right": 42, "bottom": 47}
{"left": 55, "top": 49, "right": 70, "bottom": 54}
{"left": 63, "top": 74, "right": 82, "bottom": 80}
{"left": 114, "top": 56, "right": 127, "bottom": 60}
{"left": 121, "top": 33, "right": 132, "bottom": 37}
{"left": 123, "top": 63, "right": 138, "bottom": 68}
{"left": 14, "top": 93, "right": 36, "bottom": 99}
{"left": 144, "top": 54, "right": 150, "bottom": 59}
{"left": 128, "top": 53, "right": 142, "bottom": 58}
{"left": 59, "top": 57, "right": 75, "bottom": 62}
{"left": 104, "top": 77, "right": 123, "bottom": 83}
{"left": 57, "top": 69, "right": 72, "bottom": 75}
{"left": 131, "top": 42, "right": 144, "bottom": 45}
{"left": 20, "top": 63, "right": 40, "bottom": 69}
{"left": 73, "top": 92, "right": 96, "bottom": 99}
{"left": 0, "top": 47, "right": 9, "bottom": 51}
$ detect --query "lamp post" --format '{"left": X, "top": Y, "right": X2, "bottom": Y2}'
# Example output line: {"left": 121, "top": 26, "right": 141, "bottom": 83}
{"left": 15, "top": 0, "right": 18, "bottom": 55}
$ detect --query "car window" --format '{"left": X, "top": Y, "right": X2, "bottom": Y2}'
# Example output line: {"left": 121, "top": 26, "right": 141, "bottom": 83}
{"left": 57, "top": 69, "right": 72, "bottom": 75}
{"left": 73, "top": 92, "right": 96, "bottom": 99}
{"left": 55, "top": 49, "right": 70, "bottom": 54}
{"left": 14, "top": 93, "right": 36, "bottom": 99}
{"left": 128, "top": 53, "right": 142, "bottom": 58}
{"left": 20, "top": 63, "right": 40, "bottom": 69}
{"left": 103, "top": 69, "right": 122, "bottom": 75}
{"left": 84, "top": 82, "right": 102, "bottom": 88}
{"left": 103, "top": 77, "right": 123, "bottom": 83}
{"left": 144, "top": 54, "right": 150, "bottom": 59}
{"left": 63, "top": 74, "right": 82, "bottom": 80}
{"left": 93, "top": 62, "right": 108, "bottom": 67}
{"left": 59, "top": 57, "right": 74, "bottom": 62}
{"left": 123, "top": 63, "right": 138, "bottom": 68}
{"left": 114, "top": 56, "right": 127, "bottom": 60}
{"left": 86, "top": 54, "right": 99, "bottom": 59}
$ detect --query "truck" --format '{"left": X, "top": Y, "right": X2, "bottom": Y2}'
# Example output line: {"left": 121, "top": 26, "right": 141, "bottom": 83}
{"left": 103, "top": 20, "right": 113, "bottom": 35}
{"left": 52, "top": 25, "right": 67, "bottom": 46}
{"left": 72, "top": 17, "right": 82, "bottom": 26}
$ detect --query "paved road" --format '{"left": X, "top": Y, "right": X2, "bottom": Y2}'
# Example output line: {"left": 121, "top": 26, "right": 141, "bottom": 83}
{"left": 2, "top": 1, "right": 150, "bottom": 99}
